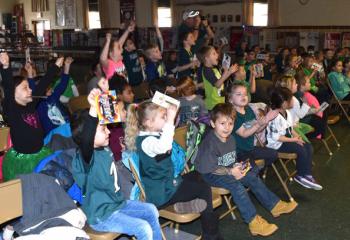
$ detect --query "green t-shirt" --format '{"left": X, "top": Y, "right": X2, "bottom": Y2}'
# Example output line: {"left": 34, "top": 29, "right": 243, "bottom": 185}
{"left": 53, "top": 76, "right": 76, "bottom": 99}
{"left": 233, "top": 106, "right": 256, "bottom": 153}
{"left": 303, "top": 67, "right": 318, "bottom": 92}
{"left": 202, "top": 66, "right": 225, "bottom": 110}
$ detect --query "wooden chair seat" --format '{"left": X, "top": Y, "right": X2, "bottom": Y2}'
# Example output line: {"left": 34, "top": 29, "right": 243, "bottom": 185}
{"left": 68, "top": 95, "right": 89, "bottom": 114}
{"left": 327, "top": 115, "right": 340, "bottom": 125}
{"left": 277, "top": 152, "right": 297, "bottom": 160}
{"left": 84, "top": 225, "right": 121, "bottom": 240}
{"left": 159, "top": 206, "right": 200, "bottom": 224}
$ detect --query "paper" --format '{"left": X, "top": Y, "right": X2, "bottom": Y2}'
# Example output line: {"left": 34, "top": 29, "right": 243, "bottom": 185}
{"left": 25, "top": 48, "right": 30, "bottom": 63}
{"left": 96, "top": 90, "right": 123, "bottom": 124}
{"left": 256, "top": 54, "right": 267, "bottom": 60}
{"left": 254, "top": 63, "right": 264, "bottom": 78}
{"left": 222, "top": 53, "right": 231, "bottom": 69}
{"left": 152, "top": 91, "right": 180, "bottom": 109}
{"left": 319, "top": 102, "right": 329, "bottom": 112}
{"left": 311, "top": 63, "right": 324, "bottom": 72}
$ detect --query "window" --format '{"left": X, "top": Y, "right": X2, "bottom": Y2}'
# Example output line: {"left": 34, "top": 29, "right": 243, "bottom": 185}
{"left": 157, "top": 7, "right": 172, "bottom": 27}
{"left": 88, "top": 0, "right": 101, "bottom": 29}
{"left": 253, "top": 3, "right": 268, "bottom": 26}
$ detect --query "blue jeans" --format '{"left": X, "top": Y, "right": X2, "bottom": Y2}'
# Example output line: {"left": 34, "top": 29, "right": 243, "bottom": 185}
{"left": 91, "top": 200, "right": 162, "bottom": 240}
{"left": 278, "top": 142, "right": 313, "bottom": 176}
{"left": 202, "top": 167, "right": 279, "bottom": 223}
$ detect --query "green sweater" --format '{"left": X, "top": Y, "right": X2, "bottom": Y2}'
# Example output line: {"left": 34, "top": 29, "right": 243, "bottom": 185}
{"left": 72, "top": 148, "right": 126, "bottom": 225}
{"left": 136, "top": 135, "right": 182, "bottom": 207}
{"left": 328, "top": 71, "right": 350, "bottom": 100}
{"left": 303, "top": 68, "right": 318, "bottom": 92}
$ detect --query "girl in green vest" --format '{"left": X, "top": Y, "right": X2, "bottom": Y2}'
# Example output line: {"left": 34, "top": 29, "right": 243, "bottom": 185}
{"left": 125, "top": 100, "right": 223, "bottom": 239}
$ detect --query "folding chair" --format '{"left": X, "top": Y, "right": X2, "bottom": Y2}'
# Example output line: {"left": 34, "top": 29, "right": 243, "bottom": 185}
{"left": 128, "top": 158, "right": 200, "bottom": 238}
{"left": 68, "top": 95, "right": 90, "bottom": 114}
{"left": 0, "top": 127, "right": 10, "bottom": 152}
{"left": 315, "top": 115, "right": 341, "bottom": 156}
{"left": 327, "top": 78, "right": 350, "bottom": 122}
{"left": 256, "top": 135, "right": 295, "bottom": 202}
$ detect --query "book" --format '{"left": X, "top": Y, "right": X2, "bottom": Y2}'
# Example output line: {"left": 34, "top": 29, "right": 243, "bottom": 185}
{"left": 96, "top": 90, "right": 123, "bottom": 124}
{"left": 254, "top": 63, "right": 264, "bottom": 78}
{"left": 152, "top": 91, "right": 180, "bottom": 109}
{"left": 222, "top": 53, "right": 231, "bottom": 69}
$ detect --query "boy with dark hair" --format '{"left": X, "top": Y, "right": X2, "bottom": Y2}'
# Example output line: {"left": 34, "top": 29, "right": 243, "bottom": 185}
{"left": 194, "top": 103, "right": 297, "bottom": 237}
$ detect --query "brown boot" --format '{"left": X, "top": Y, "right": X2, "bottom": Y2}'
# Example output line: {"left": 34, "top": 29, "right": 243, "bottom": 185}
{"left": 249, "top": 215, "right": 278, "bottom": 237}
{"left": 271, "top": 200, "right": 298, "bottom": 217}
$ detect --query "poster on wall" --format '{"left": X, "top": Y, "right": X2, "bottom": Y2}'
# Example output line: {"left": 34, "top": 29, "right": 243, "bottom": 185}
{"left": 342, "top": 33, "right": 350, "bottom": 48}
{"left": 55, "top": 0, "right": 76, "bottom": 27}
{"left": 120, "top": 0, "right": 135, "bottom": 24}
{"left": 299, "top": 32, "right": 319, "bottom": 50}
{"left": 324, "top": 32, "right": 341, "bottom": 49}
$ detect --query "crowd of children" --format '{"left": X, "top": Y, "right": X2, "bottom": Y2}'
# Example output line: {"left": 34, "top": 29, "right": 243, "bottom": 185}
{"left": 1, "top": 13, "right": 350, "bottom": 239}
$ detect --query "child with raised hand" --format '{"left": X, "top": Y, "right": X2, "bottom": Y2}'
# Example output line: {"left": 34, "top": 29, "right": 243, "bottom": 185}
{"left": 176, "top": 76, "right": 207, "bottom": 125}
{"left": 266, "top": 87, "right": 322, "bottom": 190}
{"left": 123, "top": 36, "right": 144, "bottom": 87}
{"left": 194, "top": 103, "right": 297, "bottom": 237}
{"left": 198, "top": 45, "right": 238, "bottom": 110}
{"left": 177, "top": 31, "right": 201, "bottom": 80}
{"left": 71, "top": 88, "right": 162, "bottom": 240}
{"left": 36, "top": 57, "right": 73, "bottom": 135}
{"left": 100, "top": 21, "right": 135, "bottom": 80}
{"left": 125, "top": 101, "right": 223, "bottom": 239}
{"left": 227, "top": 82, "right": 279, "bottom": 167}
{"left": 0, "top": 52, "right": 63, "bottom": 181}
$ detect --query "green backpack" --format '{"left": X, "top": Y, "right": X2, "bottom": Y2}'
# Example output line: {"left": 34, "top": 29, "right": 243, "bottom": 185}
{"left": 185, "top": 120, "right": 208, "bottom": 166}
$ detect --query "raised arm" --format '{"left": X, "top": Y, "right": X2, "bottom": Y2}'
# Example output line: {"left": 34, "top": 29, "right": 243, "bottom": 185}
{"left": 79, "top": 88, "right": 100, "bottom": 164}
{"left": 100, "top": 33, "right": 112, "bottom": 68}
{"left": 0, "top": 52, "right": 14, "bottom": 99}
{"left": 50, "top": 57, "right": 74, "bottom": 101}
{"left": 33, "top": 57, "right": 63, "bottom": 97}
{"left": 118, "top": 21, "right": 135, "bottom": 47}
{"left": 154, "top": 22, "right": 164, "bottom": 52}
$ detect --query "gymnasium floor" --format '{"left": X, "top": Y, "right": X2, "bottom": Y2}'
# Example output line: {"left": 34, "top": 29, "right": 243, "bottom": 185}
{"left": 180, "top": 117, "right": 350, "bottom": 240}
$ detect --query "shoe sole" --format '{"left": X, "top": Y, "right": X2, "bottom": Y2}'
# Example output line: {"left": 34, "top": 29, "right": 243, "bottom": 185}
{"left": 250, "top": 226, "right": 279, "bottom": 236}
{"left": 272, "top": 202, "right": 298, "bottom": 217}
{"left": 174, "top": 199, "right": 207, "bottom": 214}
{"left": 294, "top": 177, "right": 312, "bottom": 189}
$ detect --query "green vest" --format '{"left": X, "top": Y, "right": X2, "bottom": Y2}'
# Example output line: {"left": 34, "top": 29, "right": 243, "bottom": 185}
{"left": 72, "top": 148, "right": 126, "bottom": 225}
{"left": 203, "top": 67, "right": 225, "bottom": 110}
{"left": 136, "top": 135, "right": 182, "bottom": 207}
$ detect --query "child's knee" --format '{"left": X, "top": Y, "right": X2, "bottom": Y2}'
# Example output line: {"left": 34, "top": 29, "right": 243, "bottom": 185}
{"left": 135, "top": 221, "right": 153, "bottom": 239}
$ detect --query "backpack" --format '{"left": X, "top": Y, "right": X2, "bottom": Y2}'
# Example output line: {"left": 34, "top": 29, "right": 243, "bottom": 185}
{"left": 185, "top": 120, "right": 208, "bottom": 165}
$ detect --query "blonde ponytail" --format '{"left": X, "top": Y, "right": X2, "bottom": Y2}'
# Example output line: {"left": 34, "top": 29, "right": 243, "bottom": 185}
{"left": 125, "top": 100, "right": 163, "bottom": 151}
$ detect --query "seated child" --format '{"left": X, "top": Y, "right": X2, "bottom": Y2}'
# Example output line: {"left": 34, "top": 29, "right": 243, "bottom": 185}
{"left": 144, "top": 44, "right": 175, "bottom": 94}
{"left": 266, "top": 87, "right": 323, "bottom": 190}
{"left": 100, "top": 22, "right": 135, "bottom": 80}
{"left": 71, "top": 89, "right": 162, "bottom": 240}
{"left": 194, "top": 103, "right": 297, "bottom": 237}
{"left": 176, "top": 76, "right": 208, "bottom": 125}
{"left": 87, "top": 61, "right": 103, "bottom": 93}
{"left": 198, "top": 45, "right": 238, "bottom": 110}
{"left": 0, "top": 53, "right": 63, "bottom": 180}
{"left": 328, "top": 60, "right": 350, "bottom": 100}
{"left": 295, "top": 72, "right": 327, "bottom": 139}
{"left": 227, "top": 82, "right": 279, "bottom": 167}
{"left": 34, "top": 57, "right": 73, "bottom": 135}
{"left": 125, "top": 101, "right": 223, "bottom": 239}
{"left": 165, "top": 50, "right": 178, "bottom": 79}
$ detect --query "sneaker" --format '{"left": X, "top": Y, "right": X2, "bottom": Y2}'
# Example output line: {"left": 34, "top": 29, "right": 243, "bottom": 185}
{"left": 304, "top": 175, "right": 323, "bottom": 190}
{"left": 174, "top": 198, "right": 207, "bottom": 214}
{"left": 294, "top": 175, "right": 323, "bottom": 190}
{"left": 271, "top": 200, "right": 298, "bottom": 217}
{"left": 249, "top": 215, "right": 278, "bottom": 237}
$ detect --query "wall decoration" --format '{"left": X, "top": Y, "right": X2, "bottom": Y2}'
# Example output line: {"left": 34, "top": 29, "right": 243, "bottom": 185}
{"left": 212, "top": 15, "right": 218, "bottom": 23}
{"left": 55, "top": 0, "right": 76, "bottom": 27}
{"left": 120, "top": 0, "right": 135, "bottom": 24}
{"left": 220, "top": 15, "right": 226, "bottom": 23}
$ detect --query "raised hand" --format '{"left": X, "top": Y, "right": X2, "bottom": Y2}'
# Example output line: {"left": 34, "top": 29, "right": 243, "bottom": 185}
{"left": 166, "top": 104, "right": 178, "bottom": 125}
{"left": 0, "top": 52, "right": 9, "bottom": 69}
{"left": 24, "top": 62, "right": 34, "bottom": 78}
{"left": 64, "top": 57, "right": 74, "bottom": 74}
{"left": 127, "top": 21, "right": 136, "bottom": 32}
{"left": 229, "top": 63, "right": 239, "bottom": 74}
{"left": 55, "top": 56, "right": 64, "bottom": 68}
{"left": 87, "top": 88, "right": 101, "bottom": 117}
{"left": 106, "top": 32, "right": 112, "bottom": 41}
